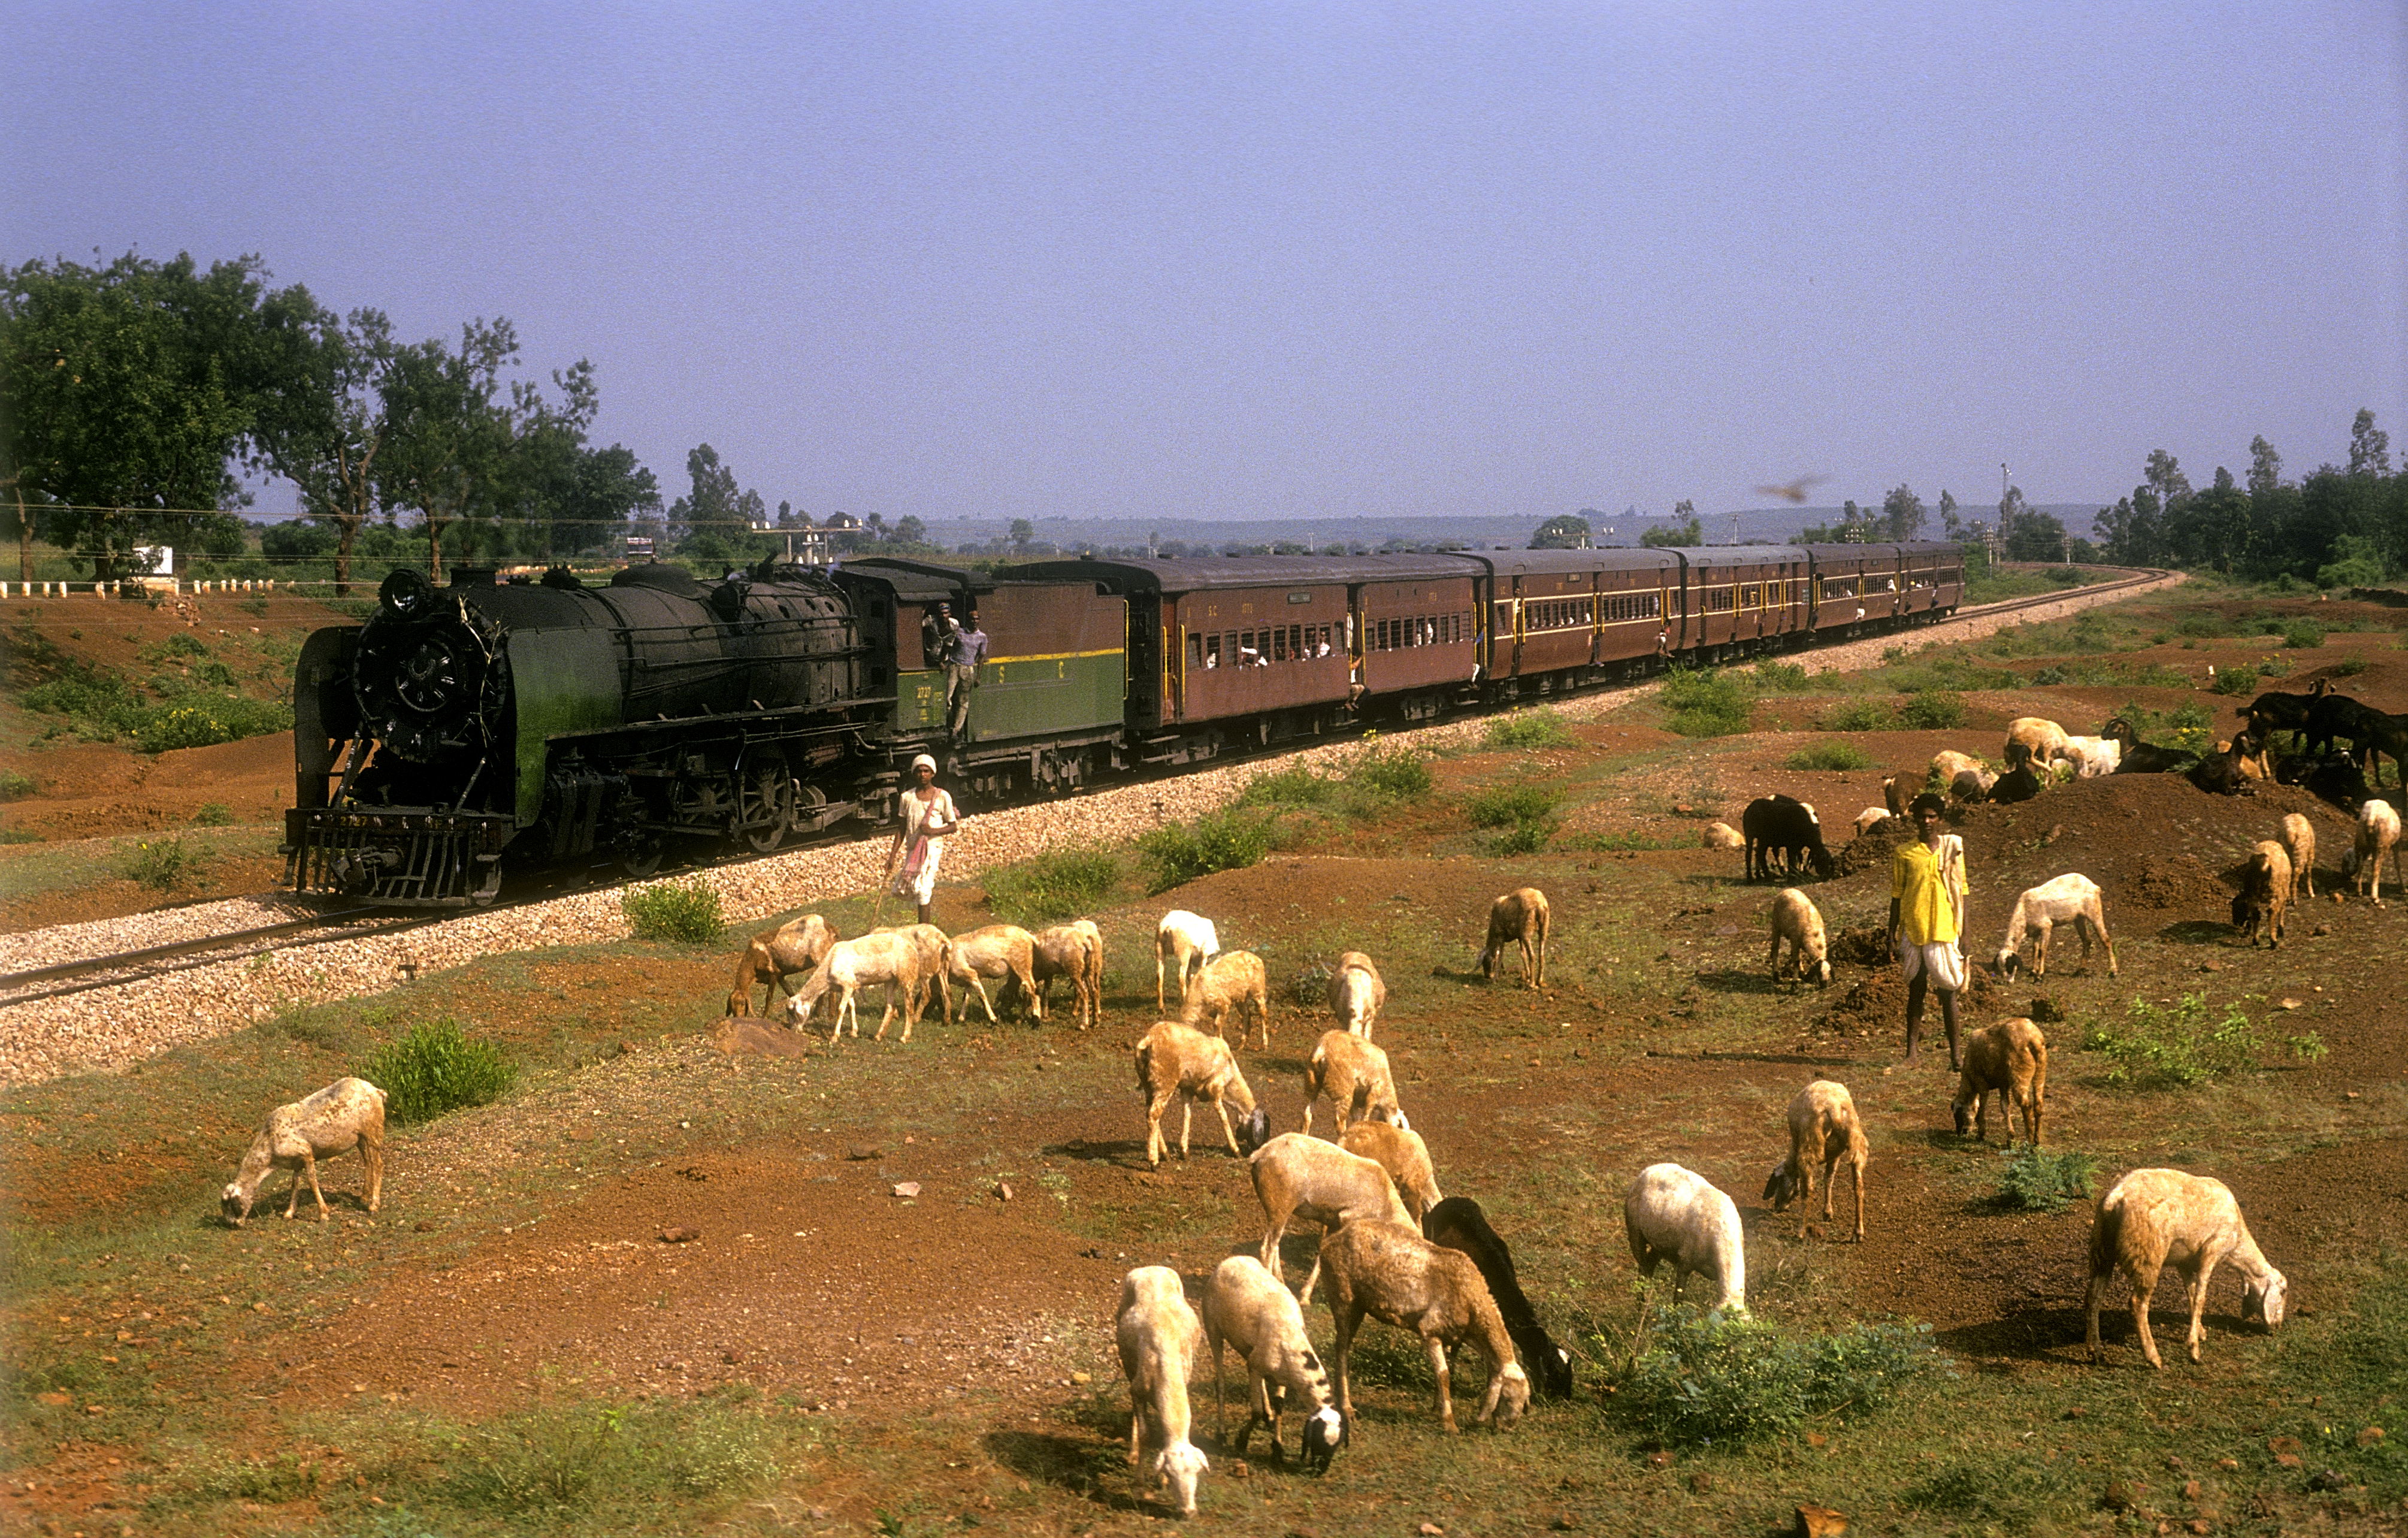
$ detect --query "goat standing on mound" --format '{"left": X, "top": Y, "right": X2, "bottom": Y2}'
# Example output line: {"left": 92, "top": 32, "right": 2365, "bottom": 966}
{"left": 222, "top": 1077, "right": 387, "bottom": 1225}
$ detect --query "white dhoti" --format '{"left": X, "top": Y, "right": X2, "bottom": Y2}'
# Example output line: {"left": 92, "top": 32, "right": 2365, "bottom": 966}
{"left": 894, "top": 835, "right": 946, "bottom": 906}
{"left": 1897, "top": 939, "right": 1965, "bottom": 991}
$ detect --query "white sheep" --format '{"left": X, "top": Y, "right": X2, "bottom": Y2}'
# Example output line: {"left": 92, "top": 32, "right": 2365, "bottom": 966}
{"left": 1155, "top": 909, "right": 1221, "bottom": 1014}
{"left": 1767, "top": 887, "right": 1830, "bottom": 988}
{"left": 726, "top": 914, "right": 836, "bottom": 1016}
{"left": 2275, "top": 812, "right": 2316, "bottom": 904}
{"left": 947, "top": 923, "right": 1040, "bottom": 1025}
{"left": 1952, "top": 1017, "right": 2049, "bottom": 1147}
{"left": 2063, "top": 735, "right": 2122, "bottom": 776}
{"left": 786, "top": 932, "right": 936, "bottom": 1043}
{"left": 1931, "top": 748, "right": 1988, "bottom": 786}
{"left": 1319, "top": 1219, "right": 1532, "bottom": 1435}
{"left": 1326, "top": 950, "right": 1386, "bottom": 1038}
{"left": 1338, "top": 1118, "right": 1444, "bottom": 1226}
{"left": 1134, "top": 1020, "right": 1270, "bottom": 1167}
{"left": 1302, "top": 1029, "right": 1403, "bottom": 1135}
{"left": 1761, "top": 1080, "right": 1867, "bottom": 1241}
{"left": 1115, "top": 1265, "right": 1210, "bottom": 1516}
{"left": 1200, "top": 1255, "right": 1344, "bottom": 1470}
{"left": 1993, "top": 873, "right": 2118, "bottom": 980}
{"left": 885, "top": 922, "right": 955, "bottom": 1023}
{"left": 2344, "top": 798, "right": 2402, "bottom": 905}
{"left": 221, "top": 1077, "right": 387, "bottom": 1226}
{"left": 1249, "top": 1131, "right": 1413, "bottom": 1296}
{"left": 1701, "top": 821, "right": 1746, "bottom": 850}
{"left": 2083, "top": 1169, "right": 2288, "bottom": 1370}
{"left": 1852, "top": 806, "right": 1891, "bottom": 836}
{"left": 1031, "top": 919, "right": 1105, "bottom": 1029}
{"left": 1184, "top": 950, "right": 1274, "bottom": 1048}
{"left": 1477, "top": 889, "right": 1550, "bottom": 990}
{"left": 1622, "top": 1162, "right": 1746, "bottom": 1315}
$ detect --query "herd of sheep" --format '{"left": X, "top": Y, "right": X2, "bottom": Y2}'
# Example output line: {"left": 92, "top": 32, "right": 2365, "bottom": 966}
{"left": 201, "top": 691, "right": 2370, "bottom": 1518}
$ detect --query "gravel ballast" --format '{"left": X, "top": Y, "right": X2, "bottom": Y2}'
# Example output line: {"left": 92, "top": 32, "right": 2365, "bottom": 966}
{"left": 0, "top": 572, "right": 2178, "bottom": 1087}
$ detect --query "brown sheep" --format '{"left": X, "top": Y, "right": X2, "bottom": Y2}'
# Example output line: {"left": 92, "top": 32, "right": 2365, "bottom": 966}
{"left": 1032, "top": 919, "right": 1106, "bottom": 1030}
{"left": 1338, "top": 1119, "right": 1443, "bottom": 1226}
{"left": 1951, "top": 1017, "right": 2049, "bottom": 1148}
{"left": 1318, "top": 1219, "right": 1531, "bottom": 1436}
{"left": 1477, "top": 889, "right": 1550, "bottom": 990}
{"left": 221, "top": 1077, "right": 386, "bottom": 1225}
{"left": 2231, "top": 839, "right": 2292, "bottom": 947}
{"left": 1134, "top": 1020, "right": 1270, "bottom": 1167}
{"left": 1302, "top": 1029, "right": 1403, "bottom": 1135}
{"left": 1760, "top": 1080, "right": 1867, "bottom": 1240}
{"left": 2275, "top": 812, "right": 2316, "bottom": 903}
{"left": 948, "top": 923, "right": 1041, "bottom": 1024}
{"left": 1184, "top": 950, "right": 1274, "bottom": 1049}
{"left": 725, "top": 914, "right": 837, "bottom": 1016}
{"left": 1325, "top": 950, "right": 1385, "bottom": 1038}
{"left": 2083, "top": 1168, "right": 2288, "bottom": 1370}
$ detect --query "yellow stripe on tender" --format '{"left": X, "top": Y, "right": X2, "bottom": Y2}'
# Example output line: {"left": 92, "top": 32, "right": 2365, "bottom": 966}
{"left": 987, "top": 647, "right": 1125, "bottom": 664}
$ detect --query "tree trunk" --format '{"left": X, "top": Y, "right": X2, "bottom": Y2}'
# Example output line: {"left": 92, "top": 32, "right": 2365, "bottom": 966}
{"left": 13, "top": 486, "right": 29, "bottom": 584}
{"left": 428, "top": 514, "right": 450, "bottom": 584}
{"left": 334, "top": 515, "right": 360, "bottom": 597}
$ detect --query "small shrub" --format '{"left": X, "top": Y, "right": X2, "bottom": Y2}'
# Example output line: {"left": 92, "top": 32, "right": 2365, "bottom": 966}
{"left": 1349, "top": 741, "right": 1433, "bottom": 798}
{"left": 1287, "top": 960, "right": 1335, "bottom": 1007}
{"left": 2336, "top": 655, "right": 2369, "bottom": 676}
{"left": 2283, "top": 620, "right": 2327, "bottom": 649}
{"left": 180, "top": 1453, "right": 329, "bottom": 1504}
{"left": 1236, "top": 764, "right": 1336, "bottom": 807}
{"left": 622, "top": 877, "right": 725, "bottom": 943}
{"left": 2286, "top": 1031, "right": 2328, "bottom": 1062}
{"left": 1898, "top": 690, "right": 1966, "bottom": 730}
{"left": 0, "top": 827, "right": 39, "bottom": 845}
{"left": 0, "top": 770, "right": 34, "bottom": 801}
{"left": 984, "top": 845, "right": 1119, "bottom": 926}
{"left": 1993, "top": 1147, "right": 2100, "bottom": 1212}
{"left": 2209, "top": 664, "right": 2260, "bottom": 697}
{"left": 124, "top": 835, "right": 206, "bottom": 892}
{"left": 1139, "top": 808, "right": 1275, "bottom": 892}
{"left": 1820, "top": 697, "right": 1898, "bottom": 732}
{"left": 1484, "top": 708, "right": 1575, "bottom": 750}
{"left": 2081, "top": 993, "right": 2261, "bottom": 1089}
{"left": 1786, "top": 741, "right": 1872, "bottom": 771}
{"left": 2177, "top": 612, "right": 2234, "bottom": 637}
{"left": 151, "top": 632, "right": 210, "bottom": 660}
{"left": 241, "top": 595, "right": 270, "bottom": 616}
{"left": 1489, "top": 820, "right": 1551, "bottom": 856}
{"left": 192, "top": 802, "right": 234, "bottom": 827}
{"left": 359, "top": 1018, "right": 515, "bottom": 1123}
{"left": 1660, "top": 668, "right": 1752, "bottom": 737}
{"left": 1467, "top": 785, "right": 1563, "bottom": 827}
{"left": 1617, "top": 1307, "right": 1938, "bottom": 1446}
{"left": 195, "top": 660, "right": 240, "bottom": 687}
{"left": 1750, "top": 660, "right": 1812, "bottom": 693}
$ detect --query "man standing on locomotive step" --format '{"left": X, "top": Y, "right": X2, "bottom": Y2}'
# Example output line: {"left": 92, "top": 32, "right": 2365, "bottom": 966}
{"left": 945, "top": 609, "right": 988, "bottom": 743}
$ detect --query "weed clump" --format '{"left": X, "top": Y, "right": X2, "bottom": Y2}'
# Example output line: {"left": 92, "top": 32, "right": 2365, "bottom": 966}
{"left": 439, "top": 1400, "right": 778, "bottom": 1513}
{"left": 1484, "top": 708, "right": 1575, "bottom": 750}
{"left": 1786, "top": 741, "right": 1872, "bottom": 772}
{"left": 1489, "top": 820, "right": 1551, "bottom": 855}
{"left": 1236, "top": 764, "right": 1336, "bottom": 807}
{"left": 2283, "top": 620, "right": 2327, "bottom": 649}
{"left": 1467, "top": 785, "right": 1563, "bottom": 828}
{"left": 1617, "top": 1307, "right": 1938, "bottom": 1446}
{"left": 0, "top": 770, "right": 34, "bottom": 800}
{"left": 125, "top": 835, "right": 206, "bottom": 892}
{"left": 1820, "top": 697, "right": 1897, "bottom": 732}
{"left": 1993, "top": 1146, "right": 2100, "bottom": 1211}
{"left": 1898, "top": 690, "right": 1966, "bottom": 730}
{"left": 1348, "top": 740, "right": 1433, "bottom": 798}
{"left": 984, "top": 845, "right": 1118, "bottom": 926}
{"left": 2080, "top": 992, "right": 2322, "bottom": 1088}
{"left": 192, "top": 801, "right": 234, "bottom": 827}
{"left": 2210, "top": 664, "right": 2261, "bottom": 696}
{"left": 1139, "top": 808, "right": 1274, "bottom": 892}
{"left": 1750, "top": 660, "right": 1813, "bottom": 693}
{"left": 1660, "top": 669, "right": 1751, "bottom": 737}
{"left": 623, "top": 877, "right": 725, "bottom": 943}
{"left": 359, "top": 1019, "right": 515, "bottom": 1123}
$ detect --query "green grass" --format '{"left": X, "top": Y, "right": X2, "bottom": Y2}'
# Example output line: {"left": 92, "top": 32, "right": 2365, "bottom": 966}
{"left": 981, "top": 845, "right": 1121, "bottom": 926}
{"left": 17, "top": 655, "right": 294, "bottom": 751}
{"left": 1659, "top": 667, "right": 1752, "bottom": 737}
{"left": 1785, "top": 741, "right": 1873, "bottom": 771}
{"left": 2077, "top": 993, "right": 2321, "bottom": 1089}
{"left": 1484, "top": 707, "right": 1577, "bottom": 749}
{"left": 1488, "top": 820, "right": 1552, "bottom": 855}
{"left": 123, "top": 834, "right": 207, "bottom": 892}
{"left": 1992, "top": 1146, "right": 2100, "bottom": 1211}
{"left": 1466, "top": 784, "right": 1565, "bottom": 827}
{"left": 191, "top": 802, "right": 234, "bottom": 827}
{"left": 1820, "top": 697, "right": 1897, "bottom": 732}
{"left": 1235, "top": 763, "right": 1338, "bottom": 806}
{"left": 1616, "top": 1307, "right": 1940, "bottom": 1447}
{"left": 357, "top": 1018, "right": 516, "bottom": 1123}
{"left": 1896, "top": 689, "right": 1965, "bottom": 730}
{"left": 1348, "top": 739, "right": 1435, "bottom": 797}
{"left": 622, "top": 877, "right": 725, "bottom": 942}
{"left": 1138, "top": 806, "right": 1275, "bottom": 890}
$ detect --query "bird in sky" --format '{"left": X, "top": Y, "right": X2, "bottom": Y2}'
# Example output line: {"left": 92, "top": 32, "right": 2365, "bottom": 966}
{"left": 1754, "top": 475, "right": 1831, "bottom": 503}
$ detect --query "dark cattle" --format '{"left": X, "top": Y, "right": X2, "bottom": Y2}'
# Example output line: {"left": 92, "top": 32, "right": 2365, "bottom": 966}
{"left": 2238, "top": 681, "right": 2329, "bottom": 746}
{"left": 1741, "top": 794, "right": 1834, "bottom": 883}
{"left": 1423, "top": 1196, "right": 1574, "bottom": 1400}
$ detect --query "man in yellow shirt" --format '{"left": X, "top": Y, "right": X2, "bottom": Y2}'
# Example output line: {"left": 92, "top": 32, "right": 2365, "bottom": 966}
{"left": 1888, "top": 793, "right": 1968, "bottom": 1069}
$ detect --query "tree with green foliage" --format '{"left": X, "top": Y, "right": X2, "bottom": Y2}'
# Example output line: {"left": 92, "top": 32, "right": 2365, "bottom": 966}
{"left": 1641, "top": 515, "right": 1701, "bottom": 548}
{"left": 499, "top": 360, "right": 659, "bottom": 561}
{"left": 2349, "top": 408, "right": 2392, "bottom": 478}
{"left": 1531, "top": 512, "right": 1591, "bottom": 549}
{"left": 374, "top": 318, "right": 520, "bottom": 582}
{"left": 2247, "top": 434, "right": 2284, "bottom": 497}
{"left": 2003, "top": 507, "right": 2068, "bottom": 562}
{"left": 1937, "top": 488, "right": 1960, "bottom": 539}
{"left": 247, "top": 295, "right": 401, "bottom": 596}
{"left": 667, "top": 443, "right": 768, "bottom": 565}
{"left": 1882, "top": 484, "right": 1926, "bottom": 540}
{"left": 0, "top": 250, "right": 268, "bottom": 580}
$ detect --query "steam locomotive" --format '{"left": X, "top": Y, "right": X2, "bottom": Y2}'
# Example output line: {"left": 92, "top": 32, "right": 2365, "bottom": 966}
{"left": 284, "top": 542, "right": 1961, "bottom": 907}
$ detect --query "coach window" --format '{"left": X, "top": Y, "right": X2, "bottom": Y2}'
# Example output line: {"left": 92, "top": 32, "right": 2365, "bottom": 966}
{"left": 1188, "top": 634, "right": 1204, "bottom": 670}
{"left": 1203, "top": 634, "right": 1221, "bottom": 669}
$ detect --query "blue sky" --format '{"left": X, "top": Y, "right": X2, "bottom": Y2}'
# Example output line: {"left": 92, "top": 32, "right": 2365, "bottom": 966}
{"left": 5, "top": 2, "right": 2402, "bottom": 531}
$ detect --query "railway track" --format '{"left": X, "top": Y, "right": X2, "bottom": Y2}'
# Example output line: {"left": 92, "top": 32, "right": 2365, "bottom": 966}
{"left": 1, "top": 565, "right": 2176, "bottom": 1003}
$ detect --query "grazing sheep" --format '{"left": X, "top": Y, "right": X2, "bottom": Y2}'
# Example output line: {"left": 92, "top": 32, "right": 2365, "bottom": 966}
{"left": 1134, "top": 1020, "right": 1270, "bottom": 1168}
{"left": 787, "top": 932, "right": 935, "bottom": 1043}
{"left": 1115, "top": 1266, "right": 1211, "bottom": 1517}
{"left": 1767, "top": 887, "right": 1830, "bottom": 989}
{"left": 1852, "top": 806, "right": 1892, "bottom": 836}
{"left": 885, "top": 923, "right": 956, "bottom": 1023}
{"left": 2004, "top": 715, "right": 2076, "bottom": 769}
{"left": 948, "top": 923, "right": 1042, "bottom": 1025}
{"left": 221, "top": 1077, "right": 387, "bottom": 1226}
{"left": 1883, "top": 775, "right": 1912, "bottom": 818}
{"left": 1302, "top": 1029, "right": 1403, "bottom": 1135}
{"left": 1031, "top": 919, "right": 1105, "bottom": 1030}
{"left": 2064, "top": 734, "right": 2122, "bottom": 776}
{"left": 2343, "top": 797, "right": 2403, "bottom": 905}
{"left": 1949, "top": 766, "right": 1997, "bottom": 803}
{"left": 1993, "top": 873, "right": 2118, "bottom": 980}
{"left": 1702, "top": 820, "right": 1746, "bottom": 850}
{"left": 2230, "top": 839, "right": 2292, "bottom": 945}
{"left": 1741, "top": 794, "right": 1834, "bottom": 882}
{"left": 1318, "top": 1219, "right": 1531, "bottom": 1435}
{"left": 1477, "top": 889, "right": 1551, "bottom": 990}
{"left": 1185, "top": 950, "right": 1275, "bottom": 1048}
{"left": 1623, "top": 1163, "right": 1747, "bottom": 1315}
{"left": 1931, "top": 748, "right": 1988, "bottom": 786}
{"left": 2274, "top": 812, "right": 2317, "bottom": 902}
{"left": 1951, "top": 1017, "right": 2049, "bottom": 1148}
{"left": 725, "top": 914, "right": 837, "bottom": 1016}
{"left": 1200, "top": 1255, "right": 1344, "bottom": 1468}
{"left": 1423, "top": 1196, "right": 1574, "bottom": 1399}
{"left": 1326, "top": 950, "right": 1387, "bottom": 1038}
{"left": 2084, "top": 1169, "right": 2288, "bottom": 1370}
{"left": 1248, "top": 1132, "right": 1413, "bottom": 1295}
{"left": 1339, "top": 1119, "right": 1443, "bottom": 1226}
{"left": 1156, "top": 910, "right": 1221, "bottom": 1013}
{"left": 1761, "top": 1080, "right": 1868, "bottom": 1241}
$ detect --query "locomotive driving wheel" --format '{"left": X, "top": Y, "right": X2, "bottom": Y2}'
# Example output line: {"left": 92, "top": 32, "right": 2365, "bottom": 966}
{"left": 738, "top": 757, "right": 792, "bottom": 853}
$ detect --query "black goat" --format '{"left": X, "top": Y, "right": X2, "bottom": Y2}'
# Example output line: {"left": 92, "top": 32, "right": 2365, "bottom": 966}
{"left": 1423, "top": 1196, "right": 1574, "bottom": 1399}
{"left": 2304, "top": 692, "right": 2380, "bottom": 760}
{"left": 1987, "top": 741, "right": 2044, "bottom": 804}
{"left": 1741, "top": 794, "right": 1835, "bottom": 883}
{"left": 2101, "top": 717, "right": 2200, "bottom": 775}
{"left": 2237, "top": 679, "right": 2331, "bottom": 744}
{"left": 2303, "top": 750, "right": 2372, "bottom": 810}
{"left": 2187, "top": 734, "right": 2253, "bottom": 797}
